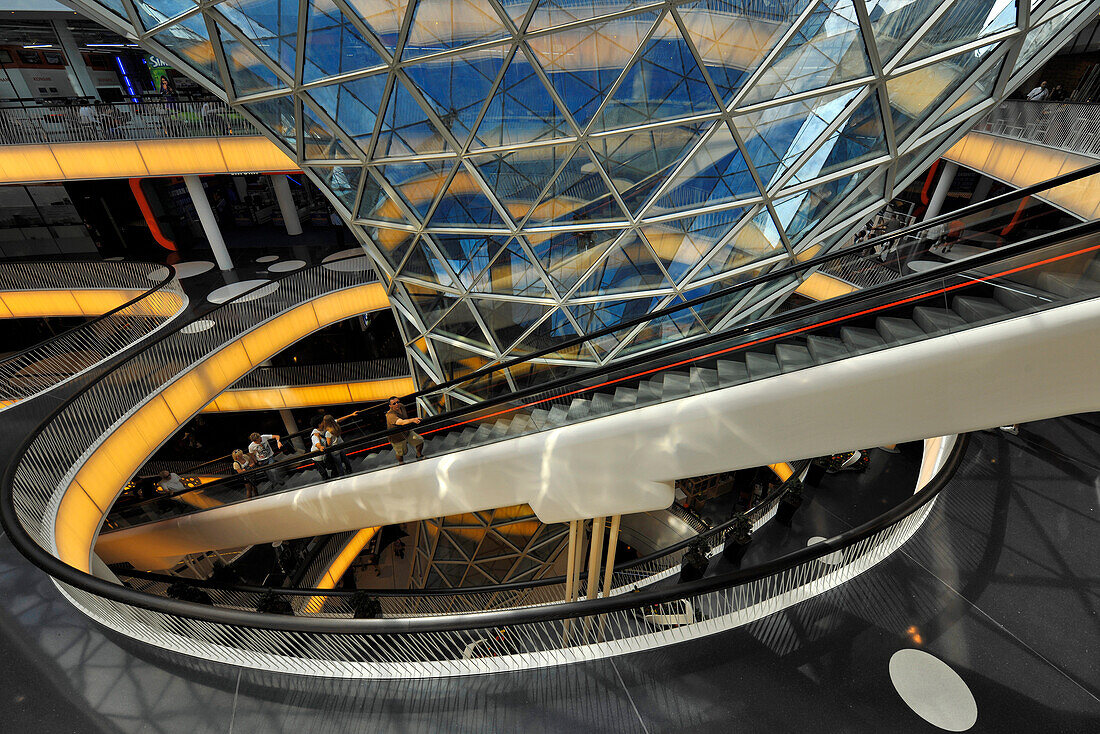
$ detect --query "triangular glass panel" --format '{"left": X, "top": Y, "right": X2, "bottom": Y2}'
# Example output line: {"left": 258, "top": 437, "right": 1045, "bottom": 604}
{"left": 315, "top": 164, "right": 362, "bottom": 210}
{"left": 900, "top": 0, "right": 1016, "bottom": 67}
{"left": 427, "top": 165, "right": 508, "bottom": 228}
{"left": 787, "top": 92, "right": 888, "bottom": 186}
{"left": 403, "top": 0, "right": 510, "bottom": 60}
{"left": 152, "top": 14, "right": 219, "bottom": 83}
{"left": 216, "top": 0, "right": 298, "bottom": 72}
{"left": 426, "top": 336, "right": 494, "bottom": 380}
{"left": 509, "top": 556, "right": 543, "bottom": 580}
{"left": 443, "top": 527, "right": 480, "bottom": 559}
{"left": 674, "top": 0, "right": 813, "bottom": 105}
{"left": 682, "top": 260, "right": 781, "bottom": 327}
{"left": 690, "top": 207, "right": 784, "bottom": 282}
{"left": 499, "top": 0, "right": 535, "bottom": 28}
{"left": 573, "top": 233, "right": 673, "bottom": 297}
{"left": 398, "top": 236, "right": 457, "bottom": 287}
{"left": 240, "top": 94, "right": 295, "bottom": 148}
{"left": 471, "top": 238, "right": 552, "bottom": 298}
{"left": 887, "top": 44, "right": 992, "bottom": 142}
{"left": 364, "top": 224, "right": 416, "bottom": 267}
{"left": 403, "top": 281, "right": 460, "bottom": 329}
{"left": 91, "top": 0, "right": 128, "bottom": 20}
{"left": 357, "top": 169, "right": 407, "bottom": 223}
{"left": 525, "top": 10, "right": 660, "bottom": 129}
{"left": 301, "top": 102, "right": 357, "bottom": 160}
{"left": 773, "top": 169, "right": 868, "bottom": 245}
{"left": 866, "top": 0, "right": 943, "bottom": 63}
{"left": 592, "top": 14, "right": 721, "bottom": 132}
{"left": 376, "top": 75, "right": 455, "bottom": 157}
{"left": 733, "top": 87, "right": 862, "bottom": 190}
{"left": 741, "top": 0, "right": 872, "bottom": 106}
{"left": 640, "top": 206, "right": 746, "bottom": 283}
{"left": 346, "top": 0, "right": 409, "bottom": 54}
{"left": 132, "top": 0, "right": 196, "bottom": 31}
{"left": 303, "top": 0, "right": 385, "bottom": 83}
{"left": 469, "top": 143, "right": 574, "bottom": 223}
{"left": 218, "top": 26, "right": 287, "bottom": 96}
{"left": 432, "top": 300, "right": 492, "bottom": 349}
{"left": 528, "top": 0, "right": 653, "bottom": 31}
{"left": 526, "top": 146, "right": 628, "bottom": 225}
{"left": 468, "top": 298, "right": 552, "bottom": 353}
{"left": 508, "top": 308, "right": 592, "bottom": 364}
{"left": 403, "top": 49, "right": 506, "bottom": 149}
{"left": 617, "top": 295, "right": 706, "bottom": 357}
{"left": 431, "top": 233, "right": 510, "bottom": 289}
{"left": 588, "top": 120, "right": 711, "bottom": 215}
{"left": 378, "top": 158, "right": 455, "bottom": 220}
{"left": 567, "top": 296, "right": 662, "bottom": 358}
{"left": 943, "top": 58, "right": 1003, "bottom": 121}
{"left": 472, "top": 47, "right": 573, "bottom": 150}
{"left": 529, "top": 227, "right": 625, "bottom": 294}
{"left": 650, "top": 122, "right": 758, "bottom": 216}
{"left": 1013, "top": 5, "right": 1076, "bottom": 73}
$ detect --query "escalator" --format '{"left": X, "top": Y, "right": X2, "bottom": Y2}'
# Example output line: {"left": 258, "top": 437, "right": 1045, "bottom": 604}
{"left": 94, "top": 165, "right": 1100, "bottom": 569}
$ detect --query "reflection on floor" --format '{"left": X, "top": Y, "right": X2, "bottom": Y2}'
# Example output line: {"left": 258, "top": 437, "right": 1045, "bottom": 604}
{"left": 0, "top": 415, "right": 1097, "bottom": 732}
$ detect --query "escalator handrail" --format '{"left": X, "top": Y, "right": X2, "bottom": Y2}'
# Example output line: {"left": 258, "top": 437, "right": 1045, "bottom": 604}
{"left": 127, "top": 159, "right": 1100, "bottom": 485}
{"left": 126, "top": 214, "right": 1100, "bottom": 510}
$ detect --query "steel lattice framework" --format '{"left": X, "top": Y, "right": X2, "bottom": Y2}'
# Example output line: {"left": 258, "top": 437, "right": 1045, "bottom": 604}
{"left": 65, "top": 0, "right": 1098, "bottom": 388}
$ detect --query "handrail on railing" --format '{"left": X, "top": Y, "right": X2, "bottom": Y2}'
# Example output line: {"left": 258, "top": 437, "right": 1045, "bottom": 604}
{"left": 976, "top": 99, "right": 1100, "bottom": 157}
{"left": 127, "top": 158, "right": 1100, "bottom": 499}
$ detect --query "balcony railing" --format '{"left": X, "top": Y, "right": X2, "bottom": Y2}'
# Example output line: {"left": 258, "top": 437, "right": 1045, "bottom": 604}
{"left": 0, "top": 100, "right": 258, "bottom": 145}
{"left": 976, "top": 99, "right": 1100, "bottom": 158}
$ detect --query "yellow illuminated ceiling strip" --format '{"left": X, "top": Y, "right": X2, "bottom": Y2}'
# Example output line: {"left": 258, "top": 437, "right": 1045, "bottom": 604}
{"left": 202, "top": 376, "right": 416, "bottom": 412}
{"left": 794, "top": 272, "right": 858, "bottom": 302}
{"left": 53, "top": 282, "right": 389, "bottom": 573}
{"left": 302, "top": 527, "right": 379, "bottom": 615}
{"left": 0, "top": 137, "right": 298, "bottom": 185}
{"left": 0, "top": 288, "right": 184, "bottom": 318}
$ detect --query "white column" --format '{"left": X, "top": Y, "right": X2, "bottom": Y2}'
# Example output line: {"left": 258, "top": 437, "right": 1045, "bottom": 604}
{"left": 924, "top": 161, "right": 959, "bottom": 221}
{"left": 279, "top": 409, "right": 306, "bottom": 452}
{"left": 183, "top": 174, "right": 233, "bottom": 271}
{"left": 272, "top": 175, "right": 303, "bottom": 236}
{"left": 52, "top": 20, "right": 99, "bottom": 100}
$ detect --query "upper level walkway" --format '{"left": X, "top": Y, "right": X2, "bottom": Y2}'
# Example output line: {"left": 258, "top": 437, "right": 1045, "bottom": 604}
{"left": 943, "top": 100, "right": 1100, "bottom": 220}
{"left": 0, "top": 100, "right": 297, "bottom": 184}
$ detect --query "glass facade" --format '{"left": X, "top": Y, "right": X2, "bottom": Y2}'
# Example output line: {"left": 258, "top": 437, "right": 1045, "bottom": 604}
{"left": 72, "top": 0, "right": 1096, "bottom": 388}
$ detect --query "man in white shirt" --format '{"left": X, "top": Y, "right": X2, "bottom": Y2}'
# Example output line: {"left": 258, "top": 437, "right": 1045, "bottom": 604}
{"left": 309, "top": 419, "right": 331, "bottom": 481}
{"left": 1026, "top": 81, "right": 1049, "bottom": 101}
{"left": 249, "top": 432, "right": 285, "bottom": 488}
{"left": 158, "top": 471, "right": 186, "bottom": 494}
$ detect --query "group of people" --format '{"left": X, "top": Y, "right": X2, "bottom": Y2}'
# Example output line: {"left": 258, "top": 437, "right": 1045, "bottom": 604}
{"left": 1025, "top": 80, "right": 1068, "bottom": 102}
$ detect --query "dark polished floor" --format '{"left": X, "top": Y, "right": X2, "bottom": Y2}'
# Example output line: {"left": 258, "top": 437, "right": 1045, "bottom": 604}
{"left": 1, "top": 416, "right": 1097, "bottom": 733}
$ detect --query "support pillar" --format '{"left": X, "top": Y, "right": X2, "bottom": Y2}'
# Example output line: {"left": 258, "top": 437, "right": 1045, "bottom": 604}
{"left": 585, "top": 517, "right": 606, "bottom": 600}
{"left": 53, "top": 20, "right": 99, "bottom": 100}
{"left": 600, "top": 515, "right": 621, "bottom": 599}
{"left": 279, "top": 409, "right": 306, "bottom": 453}
{"left": 924, "top": 161, "right": 959, "bottom": 221}
{"left": 183, "top": 175, "right": 233, "bottom": 271}
{"left": 970, "top": 174, "right": 994, "bottom": 205}
{"left": 272, "top": 175, "right": 303, "bottom": 236}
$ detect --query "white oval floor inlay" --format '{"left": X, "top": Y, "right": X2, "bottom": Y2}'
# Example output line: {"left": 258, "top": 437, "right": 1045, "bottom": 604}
{"left": 255, "top": 255, "right": 279, "bottom": 263}
{"left": 322, "top": 248, "right": 372, "bottom": 272}
{"left": 147, "top": 261, "right": 216, "bottom": 281}
{"left": 268, "top": 259, "right": 306, "bottom": 273}
{"left": 806, "top": 537, "right": 843, "bottom": 566}
{"left": 207, "top": 279, "right": 279, "bottom": 304}
{"left": 180, "top": 319, "right": 216, "bottom": 334}
{"left": 889, "top": 649, "right": 977, "bottom": 731}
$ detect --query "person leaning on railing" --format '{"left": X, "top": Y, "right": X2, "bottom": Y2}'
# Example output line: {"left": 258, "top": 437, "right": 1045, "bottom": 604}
{"left": 386, "top": 396, "right": 425, "bottom": 464}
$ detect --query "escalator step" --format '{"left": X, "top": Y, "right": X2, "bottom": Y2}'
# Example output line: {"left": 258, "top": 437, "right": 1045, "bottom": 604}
{"left": 491, "top": 420, "right": 511, "bottom": 438}
{"left": 507, "top": 414, "right": 534, "bottom": 435}
{"left": 993, "top": 286, "right": 1045, "bottom": 313}
{"left": 567, "top": 398, "right": 592, "bottom": 421}
{"left": 661, "top": 372, "right": 691, "bottom": 399}
{"left": 529, "top": 408, "right": 550, "bottom": 427}
{"left": 689, "top": 367, "right": 718, "bottom": 393}
{"left": 775, "top": 344, "right": 813, "bottom": 372}
{"left": 1038, "top": 272, "right": 1100, "bottom": 297}
{"left": 716, "top": 360, "right": 748, "bottom": 387}
{"left": 876, "top": 316, "right": 924, "bottom": 344}
{"left": 745, "top": 352, "right": 780, "bottom": 379}
{"left": 635, "top": 380, "right": 663, "bottom": 406}
{"left": 545, "top": 405, "right": 569, "bottom": 426}
{"left": 1086, "top": 259, "right": 1100, "bottom": 283}
{"left": 806, "top": 335, "right": 849, "bottom": 364}
{"left": 840, "top": 326, "right": 886, "bottom": 353}
{"left": 612, "top": 387, "right": 638, "bottom": 408}
{"left": 952, "top": 296, "right": 1009, "bottom": 323}
{"left": 589, "top": 392, "right": 613, "bottom": 417}
{"left": 912, "top": 306, "right": 966, "bottom": 334}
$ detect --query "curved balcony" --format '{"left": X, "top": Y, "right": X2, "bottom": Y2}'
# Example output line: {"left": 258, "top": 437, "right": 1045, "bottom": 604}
{"left": 2, "top": 164, "right": 1099, "bottom": 678}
